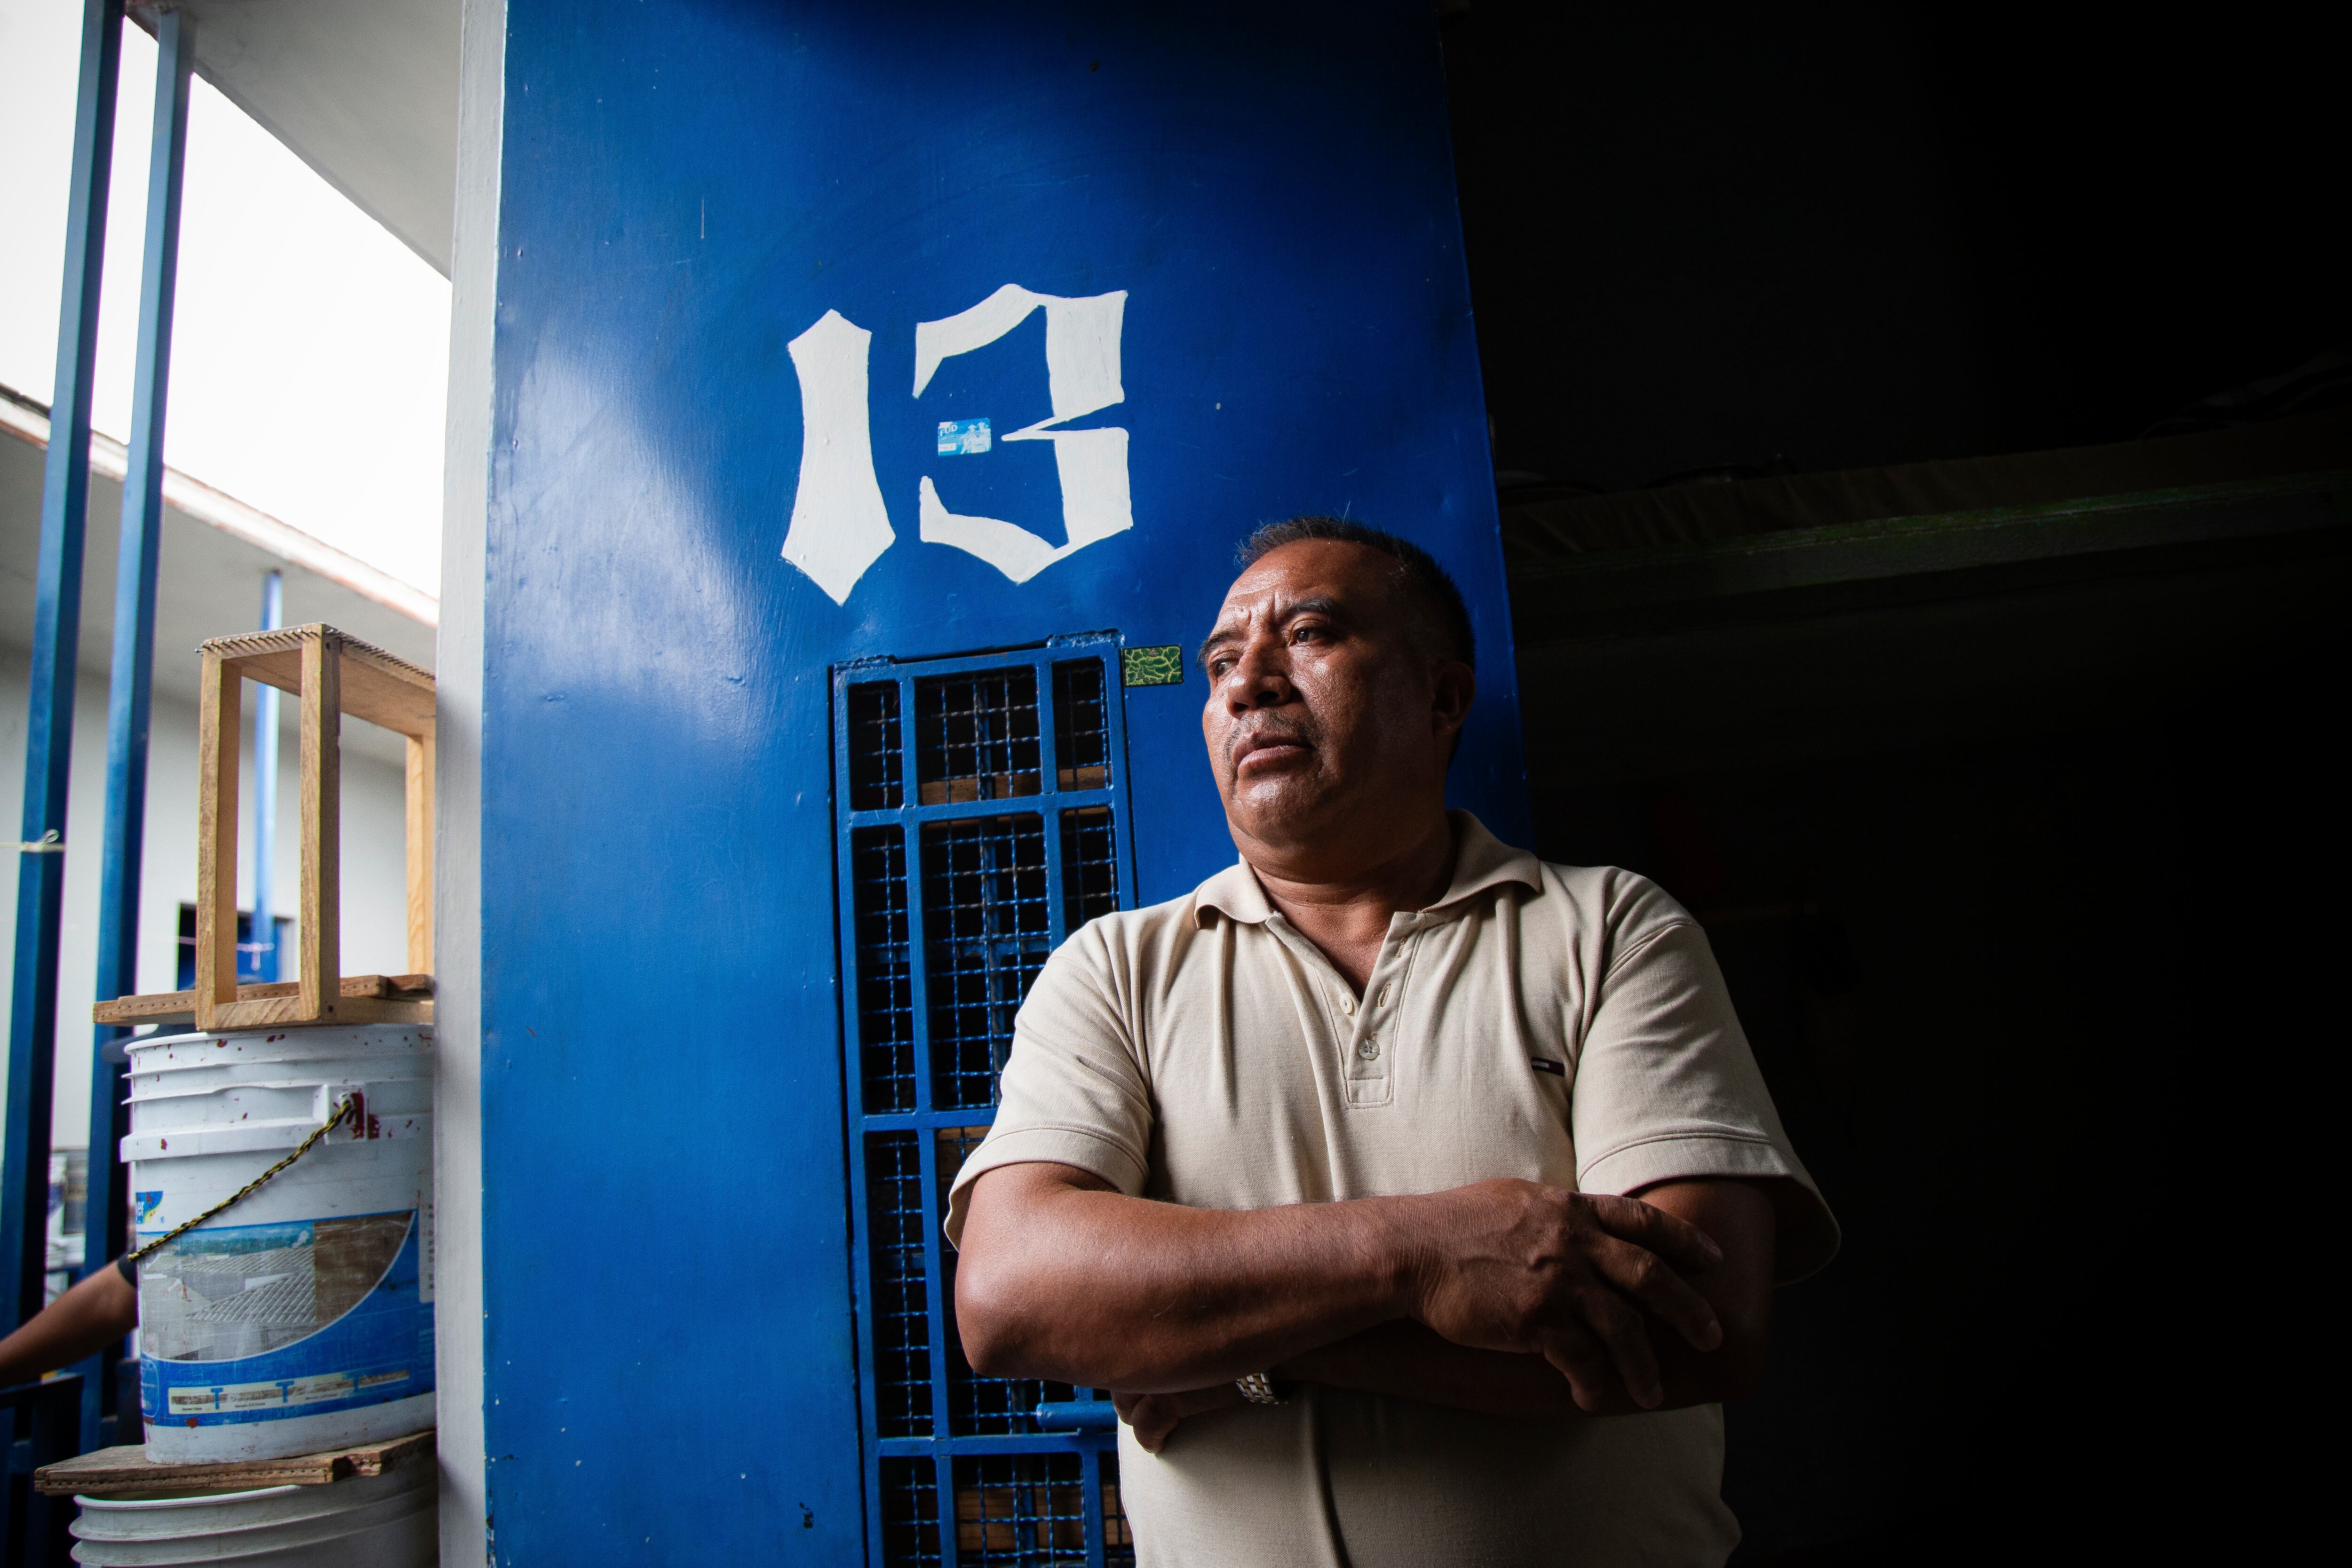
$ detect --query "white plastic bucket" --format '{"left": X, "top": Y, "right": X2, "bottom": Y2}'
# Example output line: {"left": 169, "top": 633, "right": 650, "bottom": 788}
{"left": 123, "top": 1027, "right": 435, "bottom": 1464}
{"left": 70, "top": 1462, "right": 437, "bottom": 1565}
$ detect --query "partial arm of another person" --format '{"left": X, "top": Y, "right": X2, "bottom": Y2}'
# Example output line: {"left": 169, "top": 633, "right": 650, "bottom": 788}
{"left": 1113, "top": 1178, "right": 1780, "bottom": 1451}
{"left": 955, "top": 1161, "right": 1732, "bottom": 1419}
{"left": 0, "top": 1260, "right": 137, "bottom": 1389}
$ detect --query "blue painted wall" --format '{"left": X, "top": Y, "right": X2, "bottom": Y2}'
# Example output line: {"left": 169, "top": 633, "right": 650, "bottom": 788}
{"left": 481, "top": 1, "right": 1524, "bottom": 1559}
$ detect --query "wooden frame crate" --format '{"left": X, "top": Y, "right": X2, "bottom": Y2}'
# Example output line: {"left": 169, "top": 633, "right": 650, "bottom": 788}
{"left": 94, "top": 625, "right": 435, "bottom": 1032}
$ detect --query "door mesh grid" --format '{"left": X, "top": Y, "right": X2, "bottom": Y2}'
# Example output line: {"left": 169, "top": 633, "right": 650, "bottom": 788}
{"left": 866, "top": 1132, "right": 933, "bottom": 1439}
{"left": 838, "top": 642, "right": 1137, "bottom": 1567}
{"left": 934, "top": 1123, "right": 1074, "bottom": 1435}
{"left": 851, "top": 828, "right": 919, "bottom": 1113}
{"left": 922, "top": 815, "right": 1051, "bottom": 1110}
{"left": 916, "top": 668, "right": 1043, "bottom": 802}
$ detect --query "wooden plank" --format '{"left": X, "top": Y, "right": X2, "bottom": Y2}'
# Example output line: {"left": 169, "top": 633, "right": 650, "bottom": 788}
{"left": 193, "top": 650, "right": 240, "bottom": 1031}
{"left": 355, "top": 972, "right": 435, "bottom": 998}
{"left": 405, "top": 732, "right": 435, "bottom": 974}
{"left": 209, "top": 993, "right": 431, "bottom": 1031}
{"left": 206, "top": 624, "right": 435, "bottom": 738}
{"left": 298, "top": 632, "right": 342, "bottom": 1022}
{"left": 339, "top": 643, "right": 437, "bottom": 739}
{"left": 325, "top": 995, "right": 433, "bottom": 1027}
{"left": 95, "top": 975, "right": 437, "bottom": 1027}
{"left": 93, "top": 991, "right": 198, "bottom": 1025}
{"left": 210, "top": 634, "right": 304, "bottom": 693}
{"left": 35, "top": 1430, "right": 434, "bottom": 1498}
{"left": 97, "top": 976, "right": 432, "bottom": 1028}
{"left": 207, "top": 995, "right": 331, "bottom": 1031}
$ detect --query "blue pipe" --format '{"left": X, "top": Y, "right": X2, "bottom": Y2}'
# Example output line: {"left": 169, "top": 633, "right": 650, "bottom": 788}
{"left": 81, "top": 4, "right": 193, "bottom": 1450}
{"left": 1033, "top": 1399, "right": 1119, "bottom": 1433}
{"left": 4, "top": 0, "right": 122, "bottom": 1340}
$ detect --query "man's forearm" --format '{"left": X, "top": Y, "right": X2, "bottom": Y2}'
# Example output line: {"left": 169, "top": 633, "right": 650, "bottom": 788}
{"left": 1279, "top": 1180, "right": 1778, "bottom": 1418}
{"left": 956, "top": 1164, "right": 1415, "bottom": 1392}
{"left": 957, "top": 1162, "right": 1734, "bottom": 1407}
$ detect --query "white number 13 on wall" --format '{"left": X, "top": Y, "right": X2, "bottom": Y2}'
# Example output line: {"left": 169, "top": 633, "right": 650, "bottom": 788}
{"left": 780, "top": 286, "right": 1134, "bottom": 604}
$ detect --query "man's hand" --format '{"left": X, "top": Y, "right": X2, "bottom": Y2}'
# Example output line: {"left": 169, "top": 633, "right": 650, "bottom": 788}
{"left": 1398, "top": 1179, "right": 1726, "bottom": 1411}
{"left": 1110, "top": 1385, "right": 1246, "bottom": 1454}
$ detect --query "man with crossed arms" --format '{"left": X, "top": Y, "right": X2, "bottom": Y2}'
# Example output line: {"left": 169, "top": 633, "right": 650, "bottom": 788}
{"left": 950, "top": 517, "right": 1838, "bottom": 1566}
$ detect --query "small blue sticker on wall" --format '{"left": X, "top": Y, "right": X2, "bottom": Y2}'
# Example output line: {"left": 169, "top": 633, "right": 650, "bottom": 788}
{"left": 135, "top": 1191, "right": 164, "bottom": 1225}
{"left": 937, "top": 417, "right": 992, "bottom": 455}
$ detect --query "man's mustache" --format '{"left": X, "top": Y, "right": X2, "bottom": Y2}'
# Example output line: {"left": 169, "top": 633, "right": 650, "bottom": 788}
{"left": 1229, "top": 718, "right": 1319, "bottom": 767}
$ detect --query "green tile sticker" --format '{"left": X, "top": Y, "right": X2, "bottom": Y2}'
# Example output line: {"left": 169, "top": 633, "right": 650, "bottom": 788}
{"left": 1121, "top": 645, "right": 1185, "bottom": 687}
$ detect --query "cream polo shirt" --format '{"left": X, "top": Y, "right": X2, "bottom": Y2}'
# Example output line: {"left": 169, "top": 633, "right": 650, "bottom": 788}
{"left": 945, "top": 811, "right": 1838, "bottom": 1568}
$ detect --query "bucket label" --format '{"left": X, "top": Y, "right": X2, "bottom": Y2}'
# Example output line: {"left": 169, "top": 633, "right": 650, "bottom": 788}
{"left": 138, "top": 1210, "right": 433, "bottom": 1428}
{"left": 164, "top": 1369, "right": 409, "bottom": 1416}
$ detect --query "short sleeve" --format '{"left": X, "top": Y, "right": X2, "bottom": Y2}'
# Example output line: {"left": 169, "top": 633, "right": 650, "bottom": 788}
{"left": 1570, "top": 921, "right": 1841, "bottom": 1281}
{"left": 942, "top": 925, "right": 1156, "bottom": 1248}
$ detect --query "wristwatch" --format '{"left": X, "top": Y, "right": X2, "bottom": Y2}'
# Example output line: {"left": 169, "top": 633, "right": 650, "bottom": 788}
{"left": 1235, "top": 1371, "right": 1286, "bottom": 1406}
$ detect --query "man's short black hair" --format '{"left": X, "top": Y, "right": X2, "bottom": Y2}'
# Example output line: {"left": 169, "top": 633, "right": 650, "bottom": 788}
{"left": 1235, "top": 517, "right": 1476, "bottom": 672}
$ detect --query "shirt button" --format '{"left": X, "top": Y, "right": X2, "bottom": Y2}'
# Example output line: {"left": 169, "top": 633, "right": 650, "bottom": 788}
{"left": 1357, "top": 1035, "right": 1380, "bottom": 1061}
{"left": 1339, "top": 996, "right": 1356, "bottom": 1016}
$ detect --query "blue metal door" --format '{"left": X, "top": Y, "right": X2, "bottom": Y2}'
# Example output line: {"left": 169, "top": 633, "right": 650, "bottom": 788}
{"left": 479, "top": 3, "right": 1525, "bottom": 1560}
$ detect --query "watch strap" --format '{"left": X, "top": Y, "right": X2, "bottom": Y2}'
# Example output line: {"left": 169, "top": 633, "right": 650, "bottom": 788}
{"left": 1235, "top": 1371, "right": 1285, "bottom": 1405}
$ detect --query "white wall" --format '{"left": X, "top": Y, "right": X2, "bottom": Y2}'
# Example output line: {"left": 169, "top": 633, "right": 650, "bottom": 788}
{"left": 0, "top": 647, "right": 413, "bottom": 1156}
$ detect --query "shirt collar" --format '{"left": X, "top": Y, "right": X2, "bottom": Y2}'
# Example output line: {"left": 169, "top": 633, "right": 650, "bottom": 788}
{"left": 1192, "top": 811, "right": 1543, "bottom": 928}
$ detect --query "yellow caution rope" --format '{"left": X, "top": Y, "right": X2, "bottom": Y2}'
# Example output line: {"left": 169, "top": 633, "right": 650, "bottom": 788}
{"left": 124, "top": 1095, "right": 357, "bottom": 1268}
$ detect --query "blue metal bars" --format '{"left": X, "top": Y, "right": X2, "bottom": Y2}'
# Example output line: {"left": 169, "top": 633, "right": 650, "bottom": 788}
{"left": 833, "top": 639, "right": 1140, "bottom": 1568}
{"left": 0, "top": 1371, "right": 86, "bottom": 1559}
{"left": 81, "top": 3, "right": 196, "bottom": 1452}
{"left": 4, "top": 0, "right": 123, "bottom": 1340}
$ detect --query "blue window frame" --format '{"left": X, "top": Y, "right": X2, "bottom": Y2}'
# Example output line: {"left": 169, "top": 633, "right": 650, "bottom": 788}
{"left": 833, "top": 636, "right": 1141, "bottom": 1568}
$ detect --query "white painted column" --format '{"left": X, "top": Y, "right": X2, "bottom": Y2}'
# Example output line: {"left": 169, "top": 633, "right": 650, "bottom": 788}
{"left": 434, "top": 0, "right": 502, "bottom": 1560}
